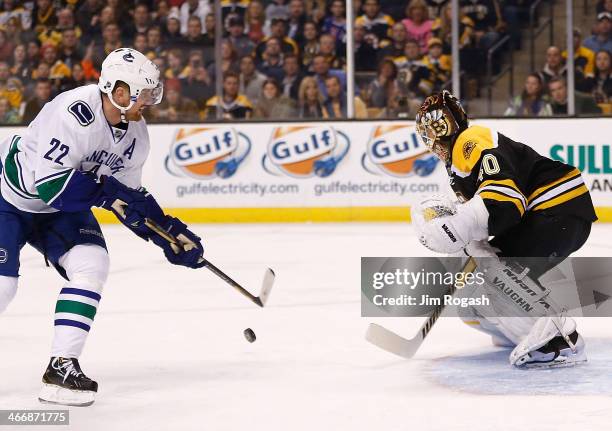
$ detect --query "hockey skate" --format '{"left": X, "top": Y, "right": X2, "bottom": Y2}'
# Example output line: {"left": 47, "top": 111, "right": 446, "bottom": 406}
{"left": 510, "top": 317, "right": 587, "bottom": 369}
{"left": 38, "top": 357, "right": 98, "bottom": 406}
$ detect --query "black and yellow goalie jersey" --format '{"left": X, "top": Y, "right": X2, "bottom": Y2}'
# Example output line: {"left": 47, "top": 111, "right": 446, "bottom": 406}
{"left": 450, "top": 125, "right": 597, "bottom": 236}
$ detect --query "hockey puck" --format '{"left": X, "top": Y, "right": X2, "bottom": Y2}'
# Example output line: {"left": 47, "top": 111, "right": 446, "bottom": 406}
{"left": 243, "top": 328, "right": 256, "bottom": 343}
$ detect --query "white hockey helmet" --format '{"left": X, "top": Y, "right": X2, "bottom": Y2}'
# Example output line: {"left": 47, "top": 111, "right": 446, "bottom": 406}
{"left": 98, "top": 48, "right": 163, "bottom": 122}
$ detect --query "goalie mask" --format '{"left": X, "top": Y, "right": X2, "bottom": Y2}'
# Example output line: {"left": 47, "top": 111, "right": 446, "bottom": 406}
{"left": 98, "top": 48, "right": 163, "bottom": 123}
{"left": 415, "top": 91, "right": 467, "bottom": 165}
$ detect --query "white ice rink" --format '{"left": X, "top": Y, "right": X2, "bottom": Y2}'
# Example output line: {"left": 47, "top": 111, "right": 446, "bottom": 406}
{"left": 1, "top": 223, "right": 611, "bottom": 431}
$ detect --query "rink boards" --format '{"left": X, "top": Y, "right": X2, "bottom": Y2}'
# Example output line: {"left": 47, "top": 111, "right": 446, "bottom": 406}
{"left": 1, "top": 118, "right": 610, "bottom": 222}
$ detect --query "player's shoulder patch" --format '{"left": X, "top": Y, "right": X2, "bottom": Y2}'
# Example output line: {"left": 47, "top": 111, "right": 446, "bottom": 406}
{"left": 67, "top": 100, "right": 95, "bottom": 126}
{"left": 451, "top": 125, "right": 498, "bottom": 176}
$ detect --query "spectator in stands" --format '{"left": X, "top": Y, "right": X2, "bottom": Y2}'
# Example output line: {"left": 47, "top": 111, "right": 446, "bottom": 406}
{"left": 166, "top": 49, "right": 186, "bottom": 79}
{"left": 287, "top": 0, "right": 308, "bottom": 45}
{"left": 254, "top": 78, "right": 297, "bottom": 119}
{"left": 76, "top": 0, "right": 102, "bottom": 45}
{"left": 540, "top": 46, "right": 566, "bottom": 85}
{"left": 222, "top": 0, "right": 250, "bottom": 32}
{"left": 181, "top": 51, "right": 214, "bottom": 108}
{"left": 22, "top": 78, "right": 52, "bottom": 123}
{"left": 367, "top": 58, "right": 398, "bottom": 108}
{"left": 123, "top": 3, "right": 151, "bottom": 42}
{"left": 0, "top": 1, "right": 31, "bottom": 31}
{"left": 0, "top": 30, "right": 14, "bottom": 62}
{"left": 150, "top": 78, "right": 199, "bottom": 122}
{"left": 182, "top": 16, "right": 207, "bottom": 51}
{"left": 88, "top": 5, "right": 115, "bottom": 45}
{"left": 206, "top": 40, "right": 239, "bottom": 81}
{"left": 432, "top": 3, "right": 474, "bottom": 53}
{"left": 145, "top": 26, "right": 164, "bottom": 59}
{"left": 563, "top": 28, "right": 596, "bottom": 79}
{"left": 10, "top": 44, "right": 32, "bottom": 86}
{"left": 40, "top": 44, "right": 71, "bottom": 83}
{"left": 319, "top": 33, "right": 344, "bottom": 69}
{"left": 322, "top": 0, "right": 346, "bottom": 47}
{"left": 0, "top": 60, "right": 22, "bottom": 110}
{"left": 504, "top": 73, "right": 552, "bottom": 116}
{"left": 256, "top": 18, "right": 298, "bottom": 59}
{"left": 257, "top": 36, "right": 285, "bottom": 82}
{"left": 164, "top": 11, "right": 183, "bottom": 48}
{"left": 205, "top": 13, "right": 218, "bottom": 50}
{"left": 152, "top": 0, "right": 171, "bottom": 29}
{"left": 422, "top": 38, "right": 451, "bottom": 91}
{"left": 59, "top": 62, "right": 87, "bottom": 93}
{"left": 460, "top": 0, "right": 503, "bottom": 51}
{"left": 312, "top": 53, "right": 346, "bottom": 99}
{"left": 0, "top": 96, "right": 20, "bottom": 124}
{"left": 5, "top": 16, "right": 25, "bottom": 47}
{"left": 354, "top": 23, "right": 378, "bottom": 71}
{"left": 394, "top": 39, "right": 434, "bottom": 99}
{"left": 548, "top": 77, "right": 602, "bottom": 115}
{"left": 92, "top": 22, "right": 122, "bottom": 68}
{"left": 281, "top": 53, "right": 304, "bottom": 100}
{"left": 322, "top": 75, "right": 346, "bottom": 118}
{"left": 597, "top": 0, "right": 612, "bottom": 15}
{"left": 27, "top": 40, "right": 41, "bottom": 66}
{"left": 226, "top": 17, "right": 255, "bottom": 58}
{"left": 584, "top": 12, "right": 612, "bottom": 54}
{"left": 378, "top": 22, "right": 408, "bottom": 62}
{"left": 179, "top": 0, "right": 211, "bottom": 36}
{"left": 239, "top": 54, "right": 267, "bottom": 105}
{"left": 356, "top": 0, "right": 394, "bottom": 43}
{"left": 205, "top": 72, "right": 253, "bottom": 119}
{"left": 266, "top": 0, "right": 290, "bottom": 22}
{"left": 133, "top": 33, "right": 147, "bottom": 57}
{"left": 38, "top": 7, "right": 80, "bottom": 48}
{"left": 425, "top": 0, "right": 449, "bottom": 18}
{"left": 59, "top": 28, "right": 84, "bottom": 70}
{"left": 298, "top": 75, "right": 325, "bottom": 118}
{"left": 402, "top": 0, "right": 433, "bottom": 54}
{"left": 245, "top": 0, "right": 266, "bottom": 43}
{"left": 582, "top": 50, "right": 612, "bottom": 104}
{"left": 32, "top": 0, "right": 58, "bottom": 35}
{"left": 300, "top": 20, "right": 320, "bottom": 71}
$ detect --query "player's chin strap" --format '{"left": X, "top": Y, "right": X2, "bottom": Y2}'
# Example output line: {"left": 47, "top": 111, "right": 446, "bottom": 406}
{"left": 107, "top": 93, "right": 133, "bottom": 124}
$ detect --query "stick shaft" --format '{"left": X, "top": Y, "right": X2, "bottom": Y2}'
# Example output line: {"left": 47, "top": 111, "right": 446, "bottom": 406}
{"left": 144, "top": 218, "right": 263, "bottom": 307}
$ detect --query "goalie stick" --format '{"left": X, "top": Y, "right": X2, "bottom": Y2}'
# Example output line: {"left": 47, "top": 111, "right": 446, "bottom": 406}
{"left": 366, "top": 257, "right": 477, "bottom": 359}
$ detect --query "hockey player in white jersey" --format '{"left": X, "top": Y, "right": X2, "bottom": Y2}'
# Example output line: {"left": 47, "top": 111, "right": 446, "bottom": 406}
{"left": 0, "top": 48, "right": 205, "bottom": 406}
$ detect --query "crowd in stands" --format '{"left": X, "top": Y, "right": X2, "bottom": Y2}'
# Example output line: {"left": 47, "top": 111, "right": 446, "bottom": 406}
{"left": 0, "top": 0, "right": 609, "bottom": 125}
{"left": 505, "top": 5, "right": 612, "bottom": 116}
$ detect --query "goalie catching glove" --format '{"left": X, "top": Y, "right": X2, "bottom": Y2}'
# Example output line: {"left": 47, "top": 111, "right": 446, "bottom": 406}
{"left": 98, "top": 176, "right": 205, "bottom": 269}
{"left": 412, "top": 194, "right": 490, "bottom": 254}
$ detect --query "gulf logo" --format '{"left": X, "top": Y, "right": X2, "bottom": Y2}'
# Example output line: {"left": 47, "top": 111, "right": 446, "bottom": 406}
{"left": 165, "top": 127, "right": 251, "bottom": 179}
{"left": 362, "top": 125, "right": 438, "bottom": 177}
{"left": 262, "top": 125, "right": 350, "bottom": 178}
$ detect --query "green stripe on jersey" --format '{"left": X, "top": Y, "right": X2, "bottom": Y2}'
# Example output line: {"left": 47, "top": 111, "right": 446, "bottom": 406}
{"left": 55, "top": 300, "right": 97, "bottom": 320}
{"left": 3, "top": 136, "right": 38, "bottom": 199}
{"left": 36, "top": 171, "right": 72, "bottom": 204}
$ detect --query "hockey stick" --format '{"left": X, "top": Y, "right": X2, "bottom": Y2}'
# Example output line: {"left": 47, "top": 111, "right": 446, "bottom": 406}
{"left": 365, "top": 257, "right": 477, "bottom": 359}
{"left": 110, "top": 201, "right": 274, "bottom": 307}
{"left": 144, "top": 218, "right": 275, "bottom": 307}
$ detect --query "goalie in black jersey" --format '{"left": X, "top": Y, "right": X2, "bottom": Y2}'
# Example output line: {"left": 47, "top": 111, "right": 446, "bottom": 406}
{"left": 412, "top": 91, "right": 597, "bottom": 368}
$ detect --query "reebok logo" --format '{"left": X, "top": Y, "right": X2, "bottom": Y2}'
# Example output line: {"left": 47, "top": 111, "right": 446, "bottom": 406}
{"left": 441, "top": 224, "right": 457, "bottom": 242}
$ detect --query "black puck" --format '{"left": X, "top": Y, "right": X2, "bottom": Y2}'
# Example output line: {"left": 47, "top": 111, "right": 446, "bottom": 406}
{"left": 243, "top": 328, "right": 256, "bottom": 343}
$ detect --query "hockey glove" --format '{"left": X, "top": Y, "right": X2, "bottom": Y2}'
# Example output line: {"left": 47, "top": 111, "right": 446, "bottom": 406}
{"left": 98, "top": 176, "right": 165, "bottom": 239}
{"left": 150, "top": 216, "right": 206, "bottom": 269}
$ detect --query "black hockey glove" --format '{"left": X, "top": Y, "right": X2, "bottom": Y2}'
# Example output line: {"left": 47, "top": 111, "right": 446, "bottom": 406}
{"left": 97, "top": 176, "right": 165, "bottom": 239}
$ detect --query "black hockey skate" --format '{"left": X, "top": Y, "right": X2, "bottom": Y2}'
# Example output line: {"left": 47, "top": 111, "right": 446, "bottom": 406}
{"left": 38, "top": 357, "right": 98, "bottom": 406}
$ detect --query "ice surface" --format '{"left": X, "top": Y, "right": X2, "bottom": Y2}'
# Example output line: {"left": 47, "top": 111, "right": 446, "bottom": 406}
{"left": 1, "top": 223, "right": 611, "bottom": 431}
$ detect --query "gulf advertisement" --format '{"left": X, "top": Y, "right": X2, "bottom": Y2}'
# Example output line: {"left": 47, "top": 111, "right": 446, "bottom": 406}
{"left": 0, "top": 118, "right": 610, "bottom": 222}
